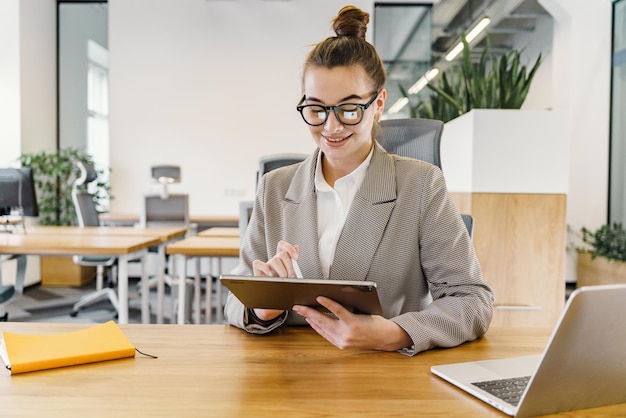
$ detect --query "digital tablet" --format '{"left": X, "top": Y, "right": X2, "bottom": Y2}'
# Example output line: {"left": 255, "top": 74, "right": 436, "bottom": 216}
{"left": 219, "top": 275, "right": 383, "bottom": 315}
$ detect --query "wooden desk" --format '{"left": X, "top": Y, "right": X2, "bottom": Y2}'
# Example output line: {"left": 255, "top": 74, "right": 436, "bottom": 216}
{"left": 25, "top": 226, "right": 188, "bottom": 324}
{"left": 1, "top": 323, "right": 624, "bottom": 417}
{"left": 198, "top": 227, "right": 240, "bottom": 238}
{"left": 167, "top": 236, "right": 240, "bottom": 324}
{"left": 0, "top": 234, "right": 160, "bottom": 324}
{"left": 100, "top": 213, "right": 239, "bottom": 228}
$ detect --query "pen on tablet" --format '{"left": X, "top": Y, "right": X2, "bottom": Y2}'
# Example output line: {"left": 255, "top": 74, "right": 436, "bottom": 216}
{"left": 292, "top": 258, "right": 303, "bottom": 278}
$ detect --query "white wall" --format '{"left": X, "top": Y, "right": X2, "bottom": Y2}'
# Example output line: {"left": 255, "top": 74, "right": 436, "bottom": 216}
{"left": 0, "top": 0, "right": 21, "bottom": 167}
{"left": 539, "top": 0, "right": 613, "bottom": 281}
{"left": 108, "top": 0, "right": 373, "bottom": 216}
{"left": 18, "top": 0, "right": 57, "bottom": 156}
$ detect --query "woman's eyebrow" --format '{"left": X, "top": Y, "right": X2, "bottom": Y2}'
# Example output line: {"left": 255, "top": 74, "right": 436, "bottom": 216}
{"left": 305, "top": 94, "right": 364, "bottom": 104}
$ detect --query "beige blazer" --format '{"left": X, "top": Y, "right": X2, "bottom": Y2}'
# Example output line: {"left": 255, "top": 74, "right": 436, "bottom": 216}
{"left": 225, "top": 143, "right": 494, "bottom": 355}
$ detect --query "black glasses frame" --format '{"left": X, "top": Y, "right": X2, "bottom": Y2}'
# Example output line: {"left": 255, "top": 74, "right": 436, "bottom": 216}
{"left": 296, "top": 91, "right": 379, "bottom": 126}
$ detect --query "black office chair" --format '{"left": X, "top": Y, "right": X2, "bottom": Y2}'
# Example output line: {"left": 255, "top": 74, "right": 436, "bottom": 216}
{"left": 238, "top": 200, "right": 254, "bottom": 239}
{"left": 378, "top": 118, "right": 474, "bottom": 237}
{"left": 256, "top": 153, "right": 308, "bottom": 190}
{"left": 70, "top": 161, "right": 119, "bottom": 317}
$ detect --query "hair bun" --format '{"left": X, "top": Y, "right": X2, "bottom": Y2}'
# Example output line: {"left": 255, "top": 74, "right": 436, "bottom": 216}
{"left": 332, "top": 5, "right": 369, "bottom": 40}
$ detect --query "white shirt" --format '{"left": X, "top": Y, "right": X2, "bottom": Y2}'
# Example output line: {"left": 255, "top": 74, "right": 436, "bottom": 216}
{"left": 314, "top": 147, "right": 373, "bottom": 278}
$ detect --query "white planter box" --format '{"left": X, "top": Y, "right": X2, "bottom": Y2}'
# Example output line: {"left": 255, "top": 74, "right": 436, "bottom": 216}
{"left": 440, "top": 109, "right": 569, "bottom": 194}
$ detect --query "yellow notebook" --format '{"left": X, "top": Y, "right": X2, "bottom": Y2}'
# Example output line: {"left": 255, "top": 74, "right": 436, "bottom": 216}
{"left": 0, "top": 321, "right": 136, "bottom": 375}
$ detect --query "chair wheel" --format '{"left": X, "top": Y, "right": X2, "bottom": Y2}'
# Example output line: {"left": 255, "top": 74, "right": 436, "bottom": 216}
{"left": 70, "top": 310, "right": 79, "bottom": 317}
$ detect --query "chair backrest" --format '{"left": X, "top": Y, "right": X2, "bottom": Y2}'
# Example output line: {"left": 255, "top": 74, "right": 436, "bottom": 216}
{"left": 377, "top": 118, "right": 444, "bottom": 169}
{"left": 71, "top": 161, "right": 101, "bottom": 227}
{"left": 73, "top": 192, "right": 102, "bottom": 227}
{"left": 140, "top": 193, "right": 190, "bottom": 228}
{"left": 238, "top": 200, "right": 254, "bottom": 238}
{"left": 461, "top": 213, "right": 474, "bottom": 238}
{"left": 257, "top": 153, "right": 308, "bottom": 189}
{"left": 151, "top": 165, "right": 181, "bottom": 182}
{"left": 378, "top": 119, "right": 474, "bottom": 238}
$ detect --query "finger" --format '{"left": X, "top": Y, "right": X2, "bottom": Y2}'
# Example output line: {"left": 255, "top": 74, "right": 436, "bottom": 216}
{"left": 274, "top": 250, "right": 299, "bottom": 277}
{"left": 266, "top": 254, "right": 292, "bottom": 277}
{"left": 252, "top": 260, "right": 274, "bottom": 277}
{"left": 304, "top": 317, "right": 340, "bottom": 349}
{"left": 276, "top": 241, "right": 299, "bottom": 260}
{"left": 316, "top": 296, "right": 351, "bottom": 321}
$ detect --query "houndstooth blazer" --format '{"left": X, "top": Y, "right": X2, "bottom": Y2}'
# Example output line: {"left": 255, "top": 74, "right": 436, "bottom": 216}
{"left": 225, "top": 142, "right": 494, "bottom": 355}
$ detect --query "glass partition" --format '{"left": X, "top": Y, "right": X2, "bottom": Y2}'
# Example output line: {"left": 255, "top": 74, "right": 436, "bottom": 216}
{"left": 609, "top": 0, "right": 626, "bottom": 223}
{"left": 373, "top": 3, "right": 432, "bottom": 119}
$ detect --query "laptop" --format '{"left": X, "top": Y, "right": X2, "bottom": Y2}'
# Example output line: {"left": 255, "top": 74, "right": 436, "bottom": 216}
{"left": 219, "top": 275, "right": 383, "bottom": 315}
{"left": 431, "top": 284, "right": 626, "bottom": 417}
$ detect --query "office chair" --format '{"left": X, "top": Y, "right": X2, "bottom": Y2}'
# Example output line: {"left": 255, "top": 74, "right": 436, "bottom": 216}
{"left": 0, "top": 254, "right": 27, "bottom": 321}
{"left": 378, "top": 118, "right": 474, "bottom": 237}
{"left": 256, "top": 153, "right": 308, "bottom": 189}
{"left": 238, "top": 200, "right": 254, "bottom": 239}
{"left": 139, "top": 192, "right": 196, "bottom": 322}
{"left": 70, "top": 161, "right": 119, "bottom": 317}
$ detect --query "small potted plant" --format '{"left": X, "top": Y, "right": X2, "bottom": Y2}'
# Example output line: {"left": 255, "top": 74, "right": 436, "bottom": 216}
{"left": 576, "top": 222, "right": 626, "bottom": 287}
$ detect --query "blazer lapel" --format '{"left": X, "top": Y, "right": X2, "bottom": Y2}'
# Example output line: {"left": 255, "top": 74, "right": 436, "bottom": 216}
{"left": 283, "top": 151, "right": 324, "bottom": 279}
{"left": 329, "top": 144, "right": 397, "bottom": 281}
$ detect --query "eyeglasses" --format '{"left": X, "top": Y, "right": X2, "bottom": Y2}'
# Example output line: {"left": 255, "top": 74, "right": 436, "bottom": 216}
{"left": 296, "top": 92, "right": 379, "bottom": 126}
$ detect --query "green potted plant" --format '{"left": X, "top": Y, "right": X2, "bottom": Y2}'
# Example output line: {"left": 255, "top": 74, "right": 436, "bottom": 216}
{"left": 19, "top": 147, "right": 111, "bottom": 286}
{"left": 576, "top": 222, "right": 626, "bottom": 287}
{"left": 400, "top": 33, "right": 542, "bottom": 122}
{"left": 19, "top": 147, "right": 110, "bottom": 226}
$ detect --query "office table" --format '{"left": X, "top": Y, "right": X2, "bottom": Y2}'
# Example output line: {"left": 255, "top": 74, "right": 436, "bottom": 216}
{"left": 166, "top": 236, "right": 240, "bottom": 324}
{"left": 197, "top": 226, "right": 240, "bottom": 237}
{"left": 100, "top": 213, "right": 239, "bottom": 228}
{"left": 0, "top": 234, "right": 160, "bottom": 324}
{"left": 24, "top": 226, "right": 188, "bottom": 324}
{"left": 1, "top": 323, "right": 624, "bottom": 417}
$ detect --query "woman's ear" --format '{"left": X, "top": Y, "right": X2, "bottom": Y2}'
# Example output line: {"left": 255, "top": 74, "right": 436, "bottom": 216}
{"left": 375, "top": 88, "right": 387, "bottom": 120}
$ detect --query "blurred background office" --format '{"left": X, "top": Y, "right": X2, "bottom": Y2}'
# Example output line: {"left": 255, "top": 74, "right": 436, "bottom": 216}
{"left": 0, "top": 0, "right": 622, "bottom": 289}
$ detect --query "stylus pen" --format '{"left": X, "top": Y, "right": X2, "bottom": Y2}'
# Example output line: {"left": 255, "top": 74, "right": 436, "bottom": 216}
{"left": 292, "top": 258, "right": 303, "bottom": 278}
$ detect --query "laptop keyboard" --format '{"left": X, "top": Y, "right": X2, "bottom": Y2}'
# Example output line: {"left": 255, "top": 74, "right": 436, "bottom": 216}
{"left": 471, "top": 376, "right": 531, "bottom": 406}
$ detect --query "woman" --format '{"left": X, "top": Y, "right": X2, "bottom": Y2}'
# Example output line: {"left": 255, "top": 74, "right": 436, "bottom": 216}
{"left": 224, "top": 5, "right": 494, "bottom": 356}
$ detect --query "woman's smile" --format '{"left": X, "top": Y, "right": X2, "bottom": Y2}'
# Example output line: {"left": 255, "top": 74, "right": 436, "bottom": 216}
{"left": 323, "top": 133, "right": 352, "bottom": 145}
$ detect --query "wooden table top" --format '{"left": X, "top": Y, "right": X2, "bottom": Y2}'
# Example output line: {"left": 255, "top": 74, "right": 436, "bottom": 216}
{"left": 24, "top": 225, "right": 188, "bottom": 241}
{"left": 198, "top": 227, "right": 240, "bottom": 238}
{"left": 1, "top": 323, "right": 623, "bottom": 417}
{"left": 166, "top": 236, "right": 240, "bottom": 257}
{"left": 0, "top": 234, "right": 161, "bottom": 256}
{"left": 100, "top": 213, "right": 238, "bottom": 224}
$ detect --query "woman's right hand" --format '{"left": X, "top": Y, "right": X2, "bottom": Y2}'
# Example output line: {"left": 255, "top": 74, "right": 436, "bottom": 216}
{"left": 251, "top": 240, "right": 300, "bottom": 321}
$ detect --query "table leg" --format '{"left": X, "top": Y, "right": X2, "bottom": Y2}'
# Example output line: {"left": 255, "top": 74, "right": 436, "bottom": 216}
{"left": 205, "top": 257, "right": 213, "bottom": 324}
{"left": 140, "top": 251, "right": 150, "bottom": 324}
{"left": 118, "top": 254, "right": 129, "bottom": 324}
{"left": 176, "top": 254, "right": 187, "bottom": 324}
{"left": 156, "top": 245, "right": 166, "bottom": 324}
{"left": 216, "top": 257, "right": 223, "bottom": 323}
{"left": 194, "top": 257, "right": 201, "bottom": 324}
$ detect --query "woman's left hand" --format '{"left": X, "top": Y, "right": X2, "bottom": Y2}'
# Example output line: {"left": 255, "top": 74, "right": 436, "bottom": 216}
{"left": 292, "top": 296, "right": 412, "bottom": 352}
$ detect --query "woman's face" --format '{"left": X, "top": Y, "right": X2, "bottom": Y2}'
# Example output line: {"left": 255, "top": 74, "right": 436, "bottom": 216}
{"left": 302, "top": 66, "right": 386, "bottom": 175}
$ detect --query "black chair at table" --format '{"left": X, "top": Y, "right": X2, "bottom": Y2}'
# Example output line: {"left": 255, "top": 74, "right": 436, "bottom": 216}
{"left": 378, "top": 118, "right": 474, "bottom": 238}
